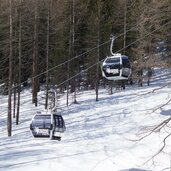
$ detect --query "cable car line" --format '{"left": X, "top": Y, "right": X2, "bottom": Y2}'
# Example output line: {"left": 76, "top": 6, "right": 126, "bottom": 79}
{"left": 1, "top": 19, "right": 170, "bottom": 98}
{"left": 1, "top": 24, "right": 140, "bottom": 95}
{"left": 52, "top": 19, "right": 171, "bottom": 89}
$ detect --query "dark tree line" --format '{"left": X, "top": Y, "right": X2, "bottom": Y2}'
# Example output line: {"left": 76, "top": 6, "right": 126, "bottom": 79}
{"left": 0, "top": 0, "right": 170, "bottom": 136}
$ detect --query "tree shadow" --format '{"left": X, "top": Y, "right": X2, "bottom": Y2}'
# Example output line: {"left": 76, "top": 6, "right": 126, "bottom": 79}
{"left": 118, "top": 168, "right": 151, "bottom": 171}
{"left": 160, "top": 108, "right": 171, "bottom": 116}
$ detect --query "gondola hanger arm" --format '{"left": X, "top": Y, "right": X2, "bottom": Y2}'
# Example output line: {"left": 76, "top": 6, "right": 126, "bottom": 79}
{"left": 110, "top": 34, "right": 116, "bottom": 56}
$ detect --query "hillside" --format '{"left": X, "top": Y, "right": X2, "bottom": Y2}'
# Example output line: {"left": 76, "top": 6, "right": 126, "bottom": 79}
{"left": 0, "top": 68, "right": 171, "bottom": 171}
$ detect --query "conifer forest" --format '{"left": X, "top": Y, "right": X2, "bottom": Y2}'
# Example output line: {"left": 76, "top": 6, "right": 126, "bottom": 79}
{"left": 0, "top": 0, "right": 170, "bottom": 136}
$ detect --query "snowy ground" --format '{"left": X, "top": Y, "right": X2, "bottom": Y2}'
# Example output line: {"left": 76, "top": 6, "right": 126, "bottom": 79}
{"left": 0, "top": 68, "right": 171, "bottom": 171}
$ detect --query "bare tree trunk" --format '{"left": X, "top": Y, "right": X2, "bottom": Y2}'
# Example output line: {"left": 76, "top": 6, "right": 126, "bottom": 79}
{"left": 70, "top": 0, "right": 77, "bottom": 104}
{"left": 109, "top": 81, "right": 113, "bottom": 95}
{"left": 95, "top": 4, "right": 100, "bottom": 102}
{"left": 13, "top": 85, "right": 16, "bottom": 118}
{"left": 66, "top": 83, "right": 69, "bottom": 106}
{"left": 72, "top": 0, "right": 77, "bottom": 104}
{"left": 66, "top": 61, "right": 70, "bottom": 106}
{"left": 7, "top": 0, "right": 13, "bottom": 136}
{"left": 147, "top": 67, "right": 152, "bottom": 86}
{"left": 16, "top": 0, "right": 22, "bottom": 125}
{"left": 66, "top": 0, "right": 72, "bottom": 106}
{"left": 138, "top": 68, "right": 143, "bottom": 87}
{"left": 45, "top": 0, "right": 51, "bottom": 109}
{"left": 32, "top": 0, "right": 38, "bottom": 106}
{"left": 123, "top": 0, "right": 127, "bottom": 55}
{"left": 66, "top": 40, "right": 71, "bottom": 106}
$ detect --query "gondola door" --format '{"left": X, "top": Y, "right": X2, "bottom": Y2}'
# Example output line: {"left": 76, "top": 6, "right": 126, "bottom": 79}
{"left": 51, "top": 114, "right": 66, "bottom": 140}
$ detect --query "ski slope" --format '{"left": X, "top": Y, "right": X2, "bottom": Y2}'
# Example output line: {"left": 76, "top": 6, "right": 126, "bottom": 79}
{"left": 0, "top": 68, "right": 171, "bottom": 171}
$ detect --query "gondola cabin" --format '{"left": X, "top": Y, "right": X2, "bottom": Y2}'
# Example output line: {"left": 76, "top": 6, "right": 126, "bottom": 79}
{"left": 102, "top": 53, "right": 131, "bottom": 80}
{"left": 30, "top": 112, "right": 66, "bottom": 140}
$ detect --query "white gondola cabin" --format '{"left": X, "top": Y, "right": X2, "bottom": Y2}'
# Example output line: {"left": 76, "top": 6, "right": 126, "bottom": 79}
{"left": 101, "top": 35, "right": 131, "bottom": 80}
{"left": 30, "top": 112, "right": 66, "bottom": 140}
{"left": 102, "top": 53, "right": 131, "bottom": 80}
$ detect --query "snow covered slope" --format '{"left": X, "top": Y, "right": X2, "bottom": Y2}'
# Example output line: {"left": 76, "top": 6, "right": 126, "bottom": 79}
{"left": 0, "top": 68, "right": 171, "bottom": 171}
